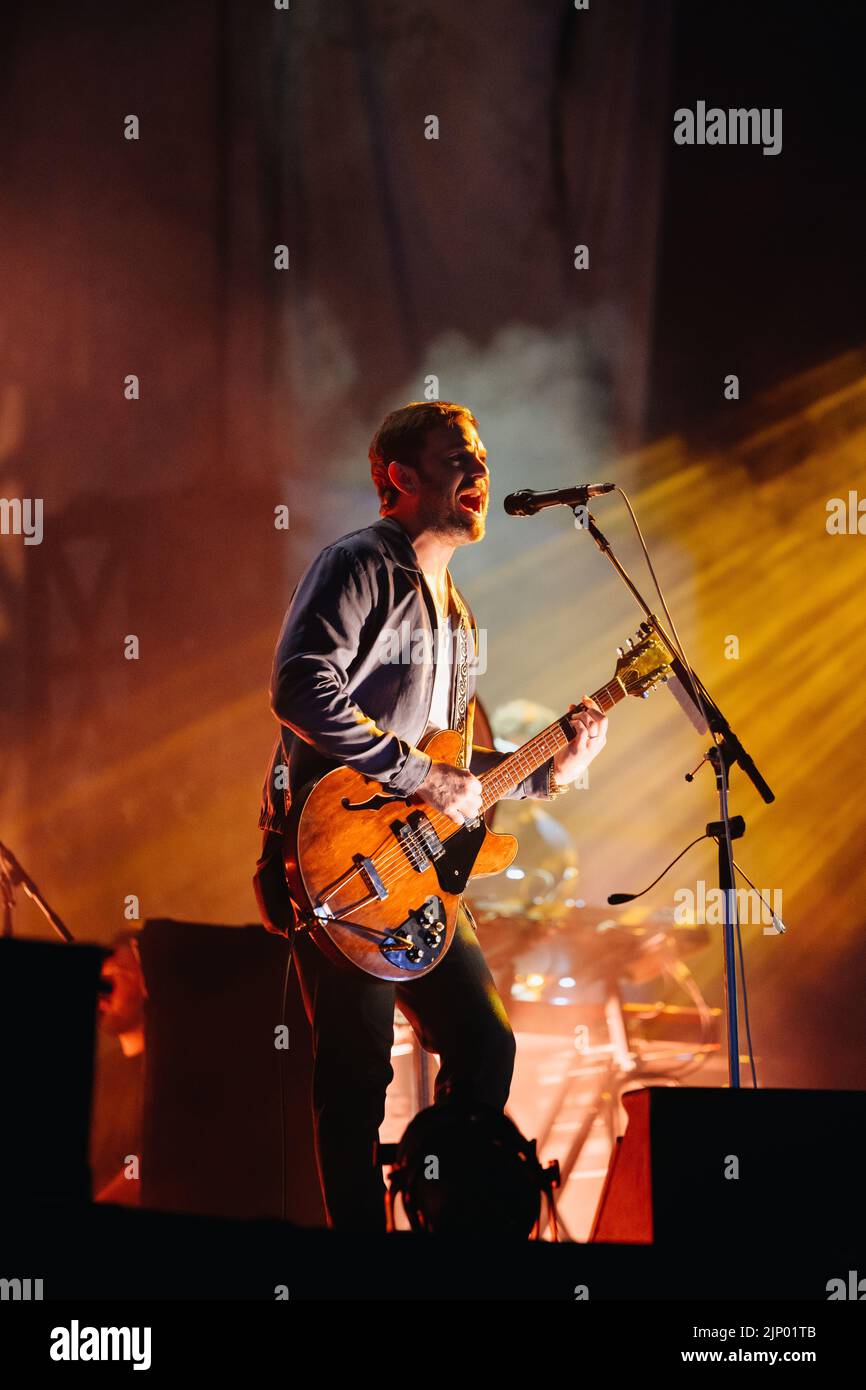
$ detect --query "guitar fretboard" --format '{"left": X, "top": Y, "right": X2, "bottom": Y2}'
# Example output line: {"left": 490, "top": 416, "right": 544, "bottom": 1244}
{"left": 478, "top": 677, "right": 624, "bottom": 811}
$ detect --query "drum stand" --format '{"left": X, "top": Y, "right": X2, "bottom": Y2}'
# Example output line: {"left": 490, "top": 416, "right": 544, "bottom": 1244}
{"left": 533, "top": 977, "right": 636, "bottom": 1201}
{"left": 531, "top": 959, "right": 715, "bottom": 1239}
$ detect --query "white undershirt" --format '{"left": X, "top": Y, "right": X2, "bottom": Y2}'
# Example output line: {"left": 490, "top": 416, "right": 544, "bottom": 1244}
{"left": 422, "top": 569, "right": 453, "bottom": 734}
{"left": 424, "top": 614, "right": 453, "bottom": 734}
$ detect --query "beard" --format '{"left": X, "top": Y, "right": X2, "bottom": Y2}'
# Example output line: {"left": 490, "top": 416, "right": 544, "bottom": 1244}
{"left": 419, "top": 492, "right": 486, "bottom": 543}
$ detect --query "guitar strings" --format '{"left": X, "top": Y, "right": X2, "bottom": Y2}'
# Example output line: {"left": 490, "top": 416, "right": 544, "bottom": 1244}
{"left": 354, "top": 723, "right": 570, "bottom": 893}
{"left": 315, "top": 649, "right": 669, "bottom": 924}
{"left": 317, "top": 685, "right": 625, "bottom": 909}
{"left": 359, "top": 679, "right": 626, "bottom": 892}
{"left": 320, "top": 680, "right": 630, "bottom": 908}
{"left": 315, "top": 736, "right": 560, "bottom": 911}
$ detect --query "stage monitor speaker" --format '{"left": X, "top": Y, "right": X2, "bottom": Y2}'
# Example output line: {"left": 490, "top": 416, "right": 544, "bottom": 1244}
{"left": 139, "top": 920, "right": 324, "bottom": 1225}
{"left": 0, "top": 938, "right": 105, "bottom": 1204}
{"left": 590, "top": 1086, "right": 866, "bottom": 1246}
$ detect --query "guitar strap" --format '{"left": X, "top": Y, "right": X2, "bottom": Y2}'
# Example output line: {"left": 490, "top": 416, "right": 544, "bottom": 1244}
{"left": 447, "top": 579, "right": 474, "bottom": 771}
{"left": 447, "top": 580, "right": 482, "bottom": 934}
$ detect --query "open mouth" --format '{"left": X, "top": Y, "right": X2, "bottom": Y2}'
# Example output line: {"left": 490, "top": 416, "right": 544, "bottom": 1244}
{"left": 457, "top": 485, "right": 486, "bottom": 515}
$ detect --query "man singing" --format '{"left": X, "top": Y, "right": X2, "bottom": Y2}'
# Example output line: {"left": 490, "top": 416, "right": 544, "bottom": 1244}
{"left": 254, "top": 400, "right": 608, "bottom": 1230}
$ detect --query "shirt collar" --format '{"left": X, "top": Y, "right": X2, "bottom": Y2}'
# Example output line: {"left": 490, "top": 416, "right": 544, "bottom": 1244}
{"left": 373, "top": 515, "right": 423, "bottom": 570}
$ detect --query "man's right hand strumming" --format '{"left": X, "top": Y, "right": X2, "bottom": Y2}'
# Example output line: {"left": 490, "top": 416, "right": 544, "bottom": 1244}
{"left": 415, "top": 762, "right": 483, "bottom": 825}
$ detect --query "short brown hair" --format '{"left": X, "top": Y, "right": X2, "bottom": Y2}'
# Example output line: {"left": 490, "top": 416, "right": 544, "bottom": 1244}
{"left": 368, "top": 401, "right": 479, "bottom": 514}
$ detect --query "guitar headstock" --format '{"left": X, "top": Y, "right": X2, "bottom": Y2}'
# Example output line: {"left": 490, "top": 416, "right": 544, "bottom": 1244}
{"left": 613, "top": 621, "right": 674, "bottom": 699}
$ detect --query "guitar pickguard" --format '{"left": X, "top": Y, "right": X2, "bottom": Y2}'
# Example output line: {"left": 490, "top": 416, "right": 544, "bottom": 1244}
{"left": 380, "top": 895, "right": 447, "bottom": 972}
{"left": 430, "top": 816, "right": 487, "bottom": 895}
{"left": 389, "top": 808, "right": 487, "bottom": 895}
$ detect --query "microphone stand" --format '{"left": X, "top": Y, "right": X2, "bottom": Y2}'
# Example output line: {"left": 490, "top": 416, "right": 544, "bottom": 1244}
{"left": 579, "top": 511, "right": 774, "bottom": 1088}
{"left": 0, "top": 841, "right": 75, "bottom": 943}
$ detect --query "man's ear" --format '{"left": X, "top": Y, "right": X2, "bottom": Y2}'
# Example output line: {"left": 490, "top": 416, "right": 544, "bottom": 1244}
{"left": 387, "top": 460, "right": 416, "bottom": 496}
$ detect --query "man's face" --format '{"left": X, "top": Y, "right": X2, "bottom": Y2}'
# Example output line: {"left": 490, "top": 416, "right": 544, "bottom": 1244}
{"left": 409, "top": 419, "right": 490, "bottom": 543}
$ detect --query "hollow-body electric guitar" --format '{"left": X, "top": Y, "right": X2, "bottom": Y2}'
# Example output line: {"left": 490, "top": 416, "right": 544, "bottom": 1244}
{"left": 284, "top": 622, "right": 673, "bottom": 980}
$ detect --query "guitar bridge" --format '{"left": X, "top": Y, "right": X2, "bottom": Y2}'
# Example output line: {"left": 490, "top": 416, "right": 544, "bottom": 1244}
{"left": 356, "top": 854, "right": 387, "bottom": 900}
{"left": 315, "top": 853, "right": 388, "bottom": 920}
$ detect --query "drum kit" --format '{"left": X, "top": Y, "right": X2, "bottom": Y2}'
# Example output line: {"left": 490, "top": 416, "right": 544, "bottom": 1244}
{"left": 470, "top": 804, "right": 721, "bottom": 1237}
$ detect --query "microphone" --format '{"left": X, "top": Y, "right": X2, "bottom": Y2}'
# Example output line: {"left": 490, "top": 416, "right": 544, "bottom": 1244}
{"left": 503, "top": 483, "right": 615, "bottom": 516}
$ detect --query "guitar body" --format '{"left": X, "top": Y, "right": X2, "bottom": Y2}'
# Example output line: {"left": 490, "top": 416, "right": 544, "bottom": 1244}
{"left": 285, "top": 729, "right": 517, "bottom": 981}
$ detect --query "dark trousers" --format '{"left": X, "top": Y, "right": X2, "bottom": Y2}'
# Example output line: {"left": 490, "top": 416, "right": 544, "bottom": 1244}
{"left": 254, "top": 831, "right": 516, "bottom": 1231}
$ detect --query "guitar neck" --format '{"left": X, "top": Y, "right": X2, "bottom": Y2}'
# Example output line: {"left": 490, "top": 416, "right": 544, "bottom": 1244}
{"left": 479, "top": 676, "right": 625, "bottom": 812}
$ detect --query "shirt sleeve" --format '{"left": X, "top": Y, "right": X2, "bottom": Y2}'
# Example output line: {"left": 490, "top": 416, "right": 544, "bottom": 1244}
{"left": 270, "top": 544, "right": 432, "bottom": 795}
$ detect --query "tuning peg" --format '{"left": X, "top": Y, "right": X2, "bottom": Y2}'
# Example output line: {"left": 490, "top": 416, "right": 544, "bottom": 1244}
{"left": 616, "top": 645, "right": 624, "bottom": 657}
{"left": 626, "top": 637, "right": 634, "bottom": 650}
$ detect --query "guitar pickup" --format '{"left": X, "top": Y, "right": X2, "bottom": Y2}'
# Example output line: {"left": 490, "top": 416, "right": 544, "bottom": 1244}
{"left": 409, "top": 811, "right": 444, "bottom": 860}
{"left": 392, "top": 812, "right": 445, "bottom": 871}
{"left": 393, "top": 820, "right": 430, "bottom": 871}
